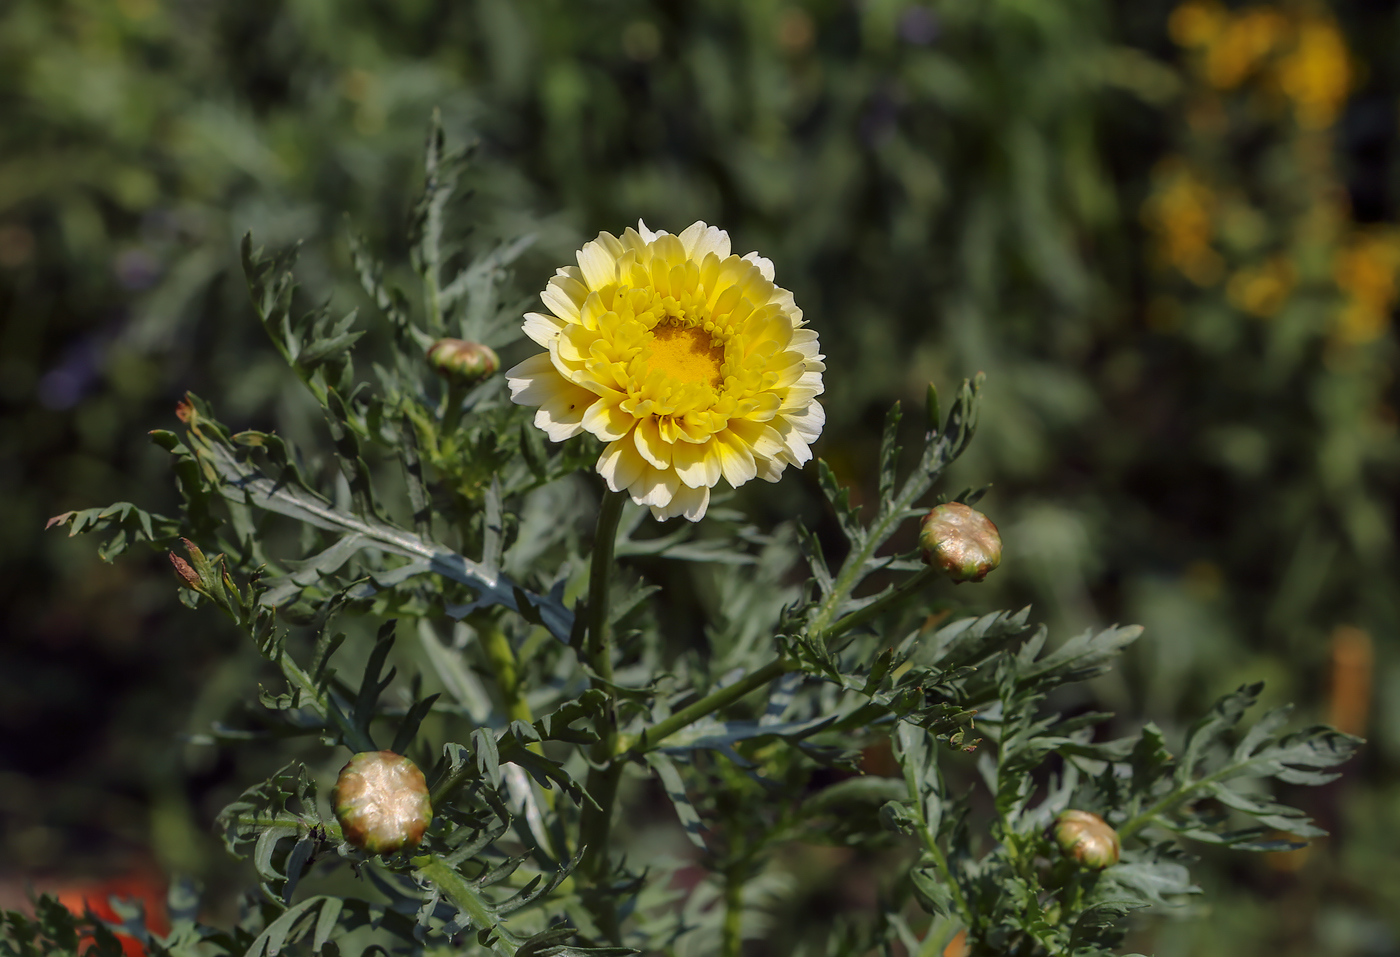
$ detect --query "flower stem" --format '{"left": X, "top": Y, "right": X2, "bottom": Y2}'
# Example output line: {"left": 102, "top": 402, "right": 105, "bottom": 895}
{"left": 633, "top": 657, "right": 794, "bottom": 753}
{"left": 586, "top": 490, "right": 628, "bottom": 686}
{"left": 821, "top": 566, "right": 938, "bottom": 643}
{"left": 472, "top": 611, "right": 532, "bottom": 725}
{"left": 440, "top": 381, "right": 467, "bottom": 437}
{"left": 576, "top": 489, "right": 629, "bottom": 940}
{"left": 721, "top": 869, "right": 746, "bottom": 957}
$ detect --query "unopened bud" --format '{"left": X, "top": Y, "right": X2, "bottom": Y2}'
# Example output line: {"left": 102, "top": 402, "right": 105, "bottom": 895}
{"left": 169, "top": 553, "right": 201, "bottom": 588}
{"left": 919, "top": 503, "right": 1001, "bottom": 583}
{"left": 427, "top": 338, "right": 499, "bottom": 385}
{"left": 334, "top": 751, "right": 433, "bottom": 854}
{"left": 1052, "top": 810, "right": 1120, "bottom": 869}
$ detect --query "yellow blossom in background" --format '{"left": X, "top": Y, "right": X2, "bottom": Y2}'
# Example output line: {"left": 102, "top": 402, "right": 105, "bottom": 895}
{"left": 1277, "top": 16, "right": 1353, "bottom": 130}
{"left": 1168, "top": 0, "right": 1226, "bottom": 49}
{"left": 1333, "top": 230, "right": 1400, "bottom": 344}
{"left": 1142, "top": 161, "right": 1224, "bottom": 286}
{"left": 1227, "top": 255, "right": 1296, "bottom": 317}
{"left": 1205, "top": 7, "right": 1287, "bottom": 90}
{"left": 507, "top": 221, "right": 825, "bottom": 521}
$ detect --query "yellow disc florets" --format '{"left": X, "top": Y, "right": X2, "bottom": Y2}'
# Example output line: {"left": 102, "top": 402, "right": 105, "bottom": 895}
{"left": 506, "top": 221, "right": 825, "bottom": 521}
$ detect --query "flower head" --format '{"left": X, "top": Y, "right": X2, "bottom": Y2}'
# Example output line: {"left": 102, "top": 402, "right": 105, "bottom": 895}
{"left": 334, "top": 751, "right": 433, "bottom": 854}
{"left": 1052, "top": 809, "right": 1120, "bottom": 869}
{"left": 428, "top": 338, "right": 500, "bottom": 385}
{"left": 920, "top": 503, "right": 1002, "bottom": 583}
{"left": 506, "top": 221, "right": 825, "bottom": 521}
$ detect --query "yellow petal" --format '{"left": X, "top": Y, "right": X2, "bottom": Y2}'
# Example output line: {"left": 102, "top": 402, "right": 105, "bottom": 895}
{"left": 634, "top": 416, "right": 673, "bottom": 469}
{"left": 671, "top": 439, "right": 721, "bottom": 489}
{"left": 629, "top": 463, "right": 679, "bottom": 509}
{"left": 713, "top": 429, "right": 757, "bottom": 487}
{"left": 597, "top": 435, "right": 644, "bottom": 492}
{"left": 582, "top": 392, "right": 635, "bottom": 442}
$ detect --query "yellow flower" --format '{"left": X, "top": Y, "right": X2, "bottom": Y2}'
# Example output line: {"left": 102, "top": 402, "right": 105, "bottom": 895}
{"left": 506, "top": 221, "right": 825, "bottom": 521}
{"left": 1278, "top": 17, "right": 1353, "bottom": 130}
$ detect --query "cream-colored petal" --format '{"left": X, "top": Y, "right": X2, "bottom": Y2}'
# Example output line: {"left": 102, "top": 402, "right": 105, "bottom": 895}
{"left": 755, "top": 455, "right": 786, "bottom": 483}
{"left": 533, "top": 383, "right": 593, "bottom": 442}
{"left": 581, "top": 392, "right": 635, "bottom": 441}
{"left": 780, "top": 371, "right": 825, "bottom": 409}
{"left": 741, "top": 251, "right": 775, "bottom": 282}
{"left": 505, "top": 353, "right": 565, "bottom": 404}
{"left": 523, "top": 311, "right": 567, "bottom": 347}
{"left": 637, "top": 219, "right": 663, "bottom": 243}
{"left": 542, "top": 280, "right": 584, "bottom": 322}
{"left": 727, "top": 418, "right": 785, "bottom": 460}
{"left": 785, "top": 399, "right": 825, "bottom": 444}
{"left": 679, "top": 221, "right": 731, "bottom": 262}
{"left": 628, "top": 464, "right": 677, "bottom": 508}
{"left": 671, "top": 438, "right": 722, "bottom": 488}
{"left": 771, "top": 288, "right": 803, "bottom": 325}
{"left": 597, "top": 435, "right": 644, "bottom": 493}
{"left": 651, "top": 483, "right": 710, "bottom": 522}
{"left": 577, "top": 239, "right": 619, "bottom": 290}
{"left": 633, "top": 416, "right": 673, "bottom": 469}
{"left": 771, "top": 413, "right": 816, "bottom": 467}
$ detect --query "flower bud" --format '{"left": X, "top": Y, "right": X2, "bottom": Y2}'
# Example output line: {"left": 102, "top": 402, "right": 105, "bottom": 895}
{"left": 1052, "top": 810, "right": 1120, "bottom": 869}
{"left": 427, "top": 338, "right": 499, "bottom": 385}
{"left": 333, "top": 751, "right": 433, "bottom": 854}
{"left": 919, "top": 503, "right": 1002, "bottom": 583}
{"left": 169, "top": 552, "right": 201, "bottom": 588}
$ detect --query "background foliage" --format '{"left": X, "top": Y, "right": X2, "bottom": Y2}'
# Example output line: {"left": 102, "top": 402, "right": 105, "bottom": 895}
{"left": 2, "top": 0, "right": 1399, "bottom": 954}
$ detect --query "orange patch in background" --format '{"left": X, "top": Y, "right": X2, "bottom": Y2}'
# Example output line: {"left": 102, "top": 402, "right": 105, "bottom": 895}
{"left": 54, "top": 871, "right": 168, "bottom": 957}
{"left": 1328, "top": 625, "right": 1373, "bottom": 738}
{"left": 943, "top": 929, "right": 970, "bottom": 957}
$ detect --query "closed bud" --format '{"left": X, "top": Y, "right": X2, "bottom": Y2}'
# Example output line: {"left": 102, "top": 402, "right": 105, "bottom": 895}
{"left": 1052, "top": 809, "right": 1120, "bottom": 869}
{"left": 919, "top": 503, "right": 1002, "bottom": 583}
{"left": 169, "top": 553, "right": 201, "bottom": 588}
{"left": 427, "top": 338, "right": 499, "bottom": 385}
{"left": 334, "top": 751, "right": 433, "bottom": 855}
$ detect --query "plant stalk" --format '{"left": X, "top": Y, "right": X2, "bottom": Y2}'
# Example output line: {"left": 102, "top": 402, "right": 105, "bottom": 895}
{"left": 439, "top": 381, "right": 467, "bottom": 437}
{"left": 575, "top": 489, "right": 629, "bottom": 940}
{"left": 586, "top": 490, "right": 628, "bottom": 686}
{"left": 821, "top": 566, "right": 938, "bottom": 642}
{"left": 634, "top": 657, "right": 794, "bottom": 753}
{"left": 721, "top": 869, "right": 746, "bottom": 957}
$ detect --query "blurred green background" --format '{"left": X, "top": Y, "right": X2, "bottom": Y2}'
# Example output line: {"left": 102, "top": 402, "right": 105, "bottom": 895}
{"left": 3, "top": 0, "right": 1400, "bottom": 953}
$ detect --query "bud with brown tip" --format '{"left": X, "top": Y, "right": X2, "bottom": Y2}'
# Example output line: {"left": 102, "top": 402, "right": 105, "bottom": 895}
{"left": 334, "top": 751, "right": 433, "bottom": 854}
{"left": 1052, "top": 809, "right": 1120, "bottom": 869}
{"left": 169, "top": 553, "right": 201, "bottom": 588}
{"left": 427, "top": 338, "right": 499, "bottom": 385}
{"left": 919, "top": 503, "right": 1002, "bottom": 583}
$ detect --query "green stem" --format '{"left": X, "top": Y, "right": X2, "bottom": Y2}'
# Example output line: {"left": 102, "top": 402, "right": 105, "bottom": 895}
{"left": 808, "top": 475, "right": 936, "bottom": 644}
{"left": 920, "top": 828, "right": 975, "bottom": 931}
{"left": 721, "top": 869, "right": 745, "bottom": 957}
{"left": 430, "top": 763, "right": 472, "bottom": 808}
{"left": 416, "top": 854, "right": 518, "bottom": 955}
{"left": 473, "top": 612, "right": 532, "bottom": 725}
{"left": 586, "top": 490, "right": 628, "bottom": 686}
{"left": 575, "top": 489, "right": 629, "bottom": 941}
{"left": 1118, "top": 764, "right": 1232, "bottom": 841}
{"left": 634, "top": 657, "right": 794, "bottom": 753}
{"left": 440, "top": 381, "right": 467, "bottom": 437}
{"left": 234, "top": 816, "right": 343, "bottom": 841}
{"left": 821, "top": 566, "right": 938, "bottom": 643}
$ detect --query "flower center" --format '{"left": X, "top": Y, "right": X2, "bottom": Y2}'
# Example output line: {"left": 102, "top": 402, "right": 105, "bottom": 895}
{"left": 645, "top": 322, "right": 725, "bottom": 389}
